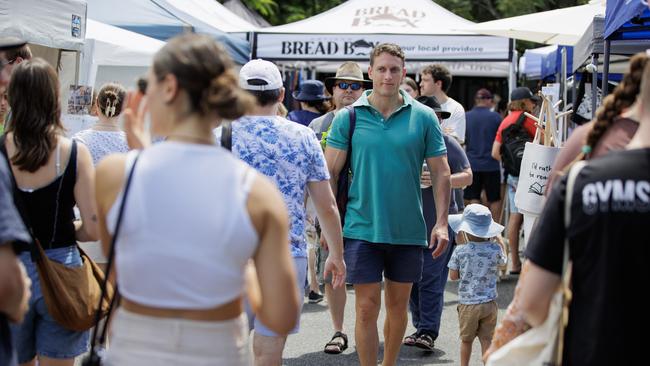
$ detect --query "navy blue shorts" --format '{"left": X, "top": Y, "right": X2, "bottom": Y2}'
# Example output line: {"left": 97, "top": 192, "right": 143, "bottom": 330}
{"left": 344, "top": 238, "right": 424, "bottom": 284}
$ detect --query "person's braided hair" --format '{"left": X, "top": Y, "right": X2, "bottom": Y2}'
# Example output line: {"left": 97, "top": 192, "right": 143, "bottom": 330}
{"left": 583, "top": 52, "right": 647, "bottom": 157}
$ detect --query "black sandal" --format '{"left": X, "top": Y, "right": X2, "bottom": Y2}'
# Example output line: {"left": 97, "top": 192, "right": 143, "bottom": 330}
{"left": 324, "top": 331, "right": 348, "bottom": 354}
{"left": 403, "top": 332, "right": 418, "bottom": 347}
{"left": 414, "top": 333, "right": 435, "bottom": 351}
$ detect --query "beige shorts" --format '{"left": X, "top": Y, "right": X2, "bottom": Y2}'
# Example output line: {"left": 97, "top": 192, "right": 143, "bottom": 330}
{"left": 457, "top": 301, "right": 498, "bottom": 342}
{"left": 106, "top": 308, "right": 252, "bottom": 365}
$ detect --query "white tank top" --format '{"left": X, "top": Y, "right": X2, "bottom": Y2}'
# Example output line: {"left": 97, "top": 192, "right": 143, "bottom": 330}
{"left": 106, "top": 141, "right": 259, "bottom": 309}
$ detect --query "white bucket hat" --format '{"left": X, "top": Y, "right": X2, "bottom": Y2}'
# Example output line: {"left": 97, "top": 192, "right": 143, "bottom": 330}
{"left": 449, "top": 204, "right": 504, "bottom": 239}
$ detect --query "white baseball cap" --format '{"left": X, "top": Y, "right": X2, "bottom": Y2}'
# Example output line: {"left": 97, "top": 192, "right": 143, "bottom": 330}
{"left": 239, "top": 59, "right": 283, "bottom": 91}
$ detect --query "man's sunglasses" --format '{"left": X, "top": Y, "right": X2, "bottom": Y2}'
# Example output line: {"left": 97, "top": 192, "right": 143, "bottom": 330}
{"left": 336, "top": 82, "right": 362, "bottom": 91}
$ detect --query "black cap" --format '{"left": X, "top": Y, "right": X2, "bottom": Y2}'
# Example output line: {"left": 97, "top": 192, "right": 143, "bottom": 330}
{"left": 0, "top": 37, "right": 27, "bottom": 51}
{"left": 416, "top": 95, "right": 452, "bottom": 120}
{"left": 510, "top": 87, "right": 540, "bottom": 102}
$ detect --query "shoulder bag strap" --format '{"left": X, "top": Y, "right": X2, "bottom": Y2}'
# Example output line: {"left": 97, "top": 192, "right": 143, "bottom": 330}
{"left": 221, "top": 121, "right": 233, "bottom": 151}
{"left": 0, "top": 134, "right": 56, "bottom": 261}
{"left": 554, "top": 159, "right": 587, "bottom": 364}
{"left": 345, "top": 106, "right": 356, "bottom": 174}
{"left": 87, "top": 152, "right": 141, "bottom": 355}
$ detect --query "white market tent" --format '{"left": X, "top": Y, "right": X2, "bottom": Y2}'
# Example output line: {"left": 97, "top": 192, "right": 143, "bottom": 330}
{"left": 0, "top": 0, "right": 87, "bottom": 122}
{"left": 223, "top": 0, "right": 271, "bottom": 28}
{"left": 0, "top": 0, "right": 86, "bottom": 52}
{"left": 461, "top": 0, "right": 606, "bottom": 46}
{"left": 80, "top": 19, "right": 165, "bottom": 90}
{"left": 254, "top": 0, "right": 513, "bottom": 78}
{"left": 87, "top": 0, "right": 251, "bottom": 64}
{"left": 156, "top": 0, "right": 258, "bottom": 37}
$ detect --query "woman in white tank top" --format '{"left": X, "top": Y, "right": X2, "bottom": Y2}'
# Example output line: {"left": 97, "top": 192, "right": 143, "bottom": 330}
{"left": 94, "top": 34, "right": 300, "bottom": 366}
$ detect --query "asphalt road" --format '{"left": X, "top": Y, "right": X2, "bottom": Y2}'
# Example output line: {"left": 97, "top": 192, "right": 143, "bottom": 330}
{"left": 283, "top": 276, "right": 517, "bottom": 366}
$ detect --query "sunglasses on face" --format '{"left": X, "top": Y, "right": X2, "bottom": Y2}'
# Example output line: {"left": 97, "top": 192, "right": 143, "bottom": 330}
{"left": 336, "top": 82, "right": 362, "bottom": 91}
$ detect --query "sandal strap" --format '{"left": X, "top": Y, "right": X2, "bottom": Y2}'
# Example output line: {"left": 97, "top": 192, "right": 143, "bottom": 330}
{"left": 331, "top": 331, "right": 348, "bottom": 345}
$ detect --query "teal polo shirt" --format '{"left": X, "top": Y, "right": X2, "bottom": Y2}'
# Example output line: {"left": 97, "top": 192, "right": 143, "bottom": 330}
{"left": 327, "top": 90, "right": 447, "bottom": 246}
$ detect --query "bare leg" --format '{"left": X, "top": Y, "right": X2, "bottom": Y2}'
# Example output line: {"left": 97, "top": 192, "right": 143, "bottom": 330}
{"left": 325, "top": 283, "right": 346, "bottom": 332}
{"left": 308, "top": 247, "right": 320, "bottom": 294}
{"left": 382, "top": 280, "right": 413, "bottom": 366}
{"left": 489, "top": 200, "right": 501, "bottom": 222}
{"left": 479, "top": 337, "right": 492, "bottom": 360}
{"left": 460, "top": 340, "right": 473, "bottom": 366}
{"left": 354, "top": 283, "right": 382, "bottom": 366}
{"left": 253, "top": 333, "right": 287, "bottom": 366}
{"left": 507, "top": 213, "right": 523, "bottom": 272}
{"left": 37, "top": 357, "right": 75, "bottom": 366}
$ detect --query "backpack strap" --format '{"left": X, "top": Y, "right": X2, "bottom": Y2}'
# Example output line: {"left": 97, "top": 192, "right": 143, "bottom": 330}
{"left": 515, "top": 111, "right": 527, "bottom": 126}
{"left": 221, "top": 121, "right": 233, "bottom": 151}
{"left": 346, "top": 106, "right": 356, "bottom": 172}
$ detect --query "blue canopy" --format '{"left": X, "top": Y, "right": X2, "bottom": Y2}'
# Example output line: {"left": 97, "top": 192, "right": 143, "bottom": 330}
{"left": 523, "top": 45, "right": 573, "bottom": 80}
{"left": 87, "top": 0, "right": 250, "bottom": 64}
{"left": 605, "top": 0, "right": 648, "bottom": 40}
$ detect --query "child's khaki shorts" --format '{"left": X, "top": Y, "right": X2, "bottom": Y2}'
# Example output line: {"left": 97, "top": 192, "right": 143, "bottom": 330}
{"left": 457, "top": 300, "right": 498, "bottom": 342}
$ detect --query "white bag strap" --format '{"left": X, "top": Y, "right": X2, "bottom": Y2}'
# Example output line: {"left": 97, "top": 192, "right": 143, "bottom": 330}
{"left": 553, "top": 159, "right": 586, "bottom": 365}
{"left": 563, "top": 160, "right": 586, "bottom": 274}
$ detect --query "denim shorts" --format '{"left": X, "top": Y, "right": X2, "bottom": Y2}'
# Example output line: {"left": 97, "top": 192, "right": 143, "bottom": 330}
{"left": 344, "top": 238, "right": 424, "bottom": 284}
{"left": 11, "top": 246, "right": 89, "bottom": 363}
{"left": 507, "top": 175, "right": 520, "bottom": 214}
{"left": 246, "top": 257, "right": 307, "bottom": 337}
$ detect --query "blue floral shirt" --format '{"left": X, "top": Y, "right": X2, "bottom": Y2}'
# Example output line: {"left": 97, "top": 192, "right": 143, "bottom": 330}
{"left": 448, "top": 242, "right": 506, "bottom": 305}
{"left": 215, "top": 116, "right": 330, "bottom": 258}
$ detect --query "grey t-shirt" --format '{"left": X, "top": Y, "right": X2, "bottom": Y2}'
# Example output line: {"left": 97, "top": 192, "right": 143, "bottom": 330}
{"left": 422, "top": 134, "right": 470, "bottom": 241}
{"left": 308, "top": 111, "right": 335, "bottom": 140}
{"left": 0, "top": 157, "right": 30, "bottom": 366}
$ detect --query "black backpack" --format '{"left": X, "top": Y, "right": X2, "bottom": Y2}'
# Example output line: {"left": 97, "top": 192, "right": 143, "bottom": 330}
{"left": 335, "top": 106, "right": 356, "bottom": 226}
{"left": 500, "top": 112, "right": 531, "bottom": 177}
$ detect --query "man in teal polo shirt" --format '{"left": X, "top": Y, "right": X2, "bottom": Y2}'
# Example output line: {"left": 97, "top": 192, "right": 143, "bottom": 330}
{"left": 324, "top": 43, "right": 451, "bottom": 366}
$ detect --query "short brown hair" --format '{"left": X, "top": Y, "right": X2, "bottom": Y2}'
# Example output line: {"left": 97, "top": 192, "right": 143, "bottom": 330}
{"left": 7, "top": 58, "right": 63, "bottom": 172}
{"left": 152, "top": 34, "right": 253, "bottom": 120}
{"left": 421, "top": 64, "right": 452, "bottom": 93}
{"left": 370, "top": 43, "right": 405, "bottom": 66}
{"left": 4, "top": 44, "right": 32, "bottom": 62}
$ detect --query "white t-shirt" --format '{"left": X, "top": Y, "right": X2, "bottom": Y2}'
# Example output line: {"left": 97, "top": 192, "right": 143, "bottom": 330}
{"left": 440, "top": 97, "right": 466, "bottom": 144}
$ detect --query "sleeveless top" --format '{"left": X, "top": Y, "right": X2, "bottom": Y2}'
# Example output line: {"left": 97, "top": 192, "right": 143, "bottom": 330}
{"left": 106, "top": 142, "right": 259, "bottom": 309}
{"left": 2, "top": 140, "right": 78, "bottom": 250}
{"left": 73, "top": 129, "right": 129, "bottom": 166}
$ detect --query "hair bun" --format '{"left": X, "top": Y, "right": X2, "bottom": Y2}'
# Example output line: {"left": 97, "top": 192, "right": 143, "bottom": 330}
{"left": 203, "top": 71, "right": 254, "bottom": 120}
{"left": 98, "top": 83, "right": 127, "bottom": 118}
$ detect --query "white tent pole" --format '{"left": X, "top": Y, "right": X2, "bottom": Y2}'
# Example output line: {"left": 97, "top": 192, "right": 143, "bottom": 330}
{"left": 590, "top": 54, "right": 598, "bottom": 114}
{"left": 74, "top": 51, "right": 80, "bottom": 86}
{"left": 508, "top": 39, "right": 517, "bottom": 101}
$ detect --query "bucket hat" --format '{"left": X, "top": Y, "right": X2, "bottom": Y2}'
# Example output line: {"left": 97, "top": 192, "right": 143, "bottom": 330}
{"left": 292, "top": 80, "right": 330, "bottom": 102}
{"left": 324, "top": 62, "right": 372, "bottom": 94}
{"left": 449, "top": 204, "right": 504, "bottom": 238}
{"left": 416, "top": 95, "right": 451, "bottom": 120}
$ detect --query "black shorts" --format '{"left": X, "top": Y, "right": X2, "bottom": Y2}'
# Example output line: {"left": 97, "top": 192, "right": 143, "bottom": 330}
{"left": 464, "top": 171, "right": 501, "bottom": 202}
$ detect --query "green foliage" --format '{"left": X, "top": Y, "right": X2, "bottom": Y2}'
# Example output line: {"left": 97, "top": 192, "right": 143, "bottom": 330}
{"left": 238, "top": 0, "right": 278, "bottom": 17}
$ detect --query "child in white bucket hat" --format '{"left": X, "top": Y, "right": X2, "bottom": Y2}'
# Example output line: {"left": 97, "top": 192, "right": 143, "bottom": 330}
{"left": 447, "top": 204, "right": 506, "bottom": 366}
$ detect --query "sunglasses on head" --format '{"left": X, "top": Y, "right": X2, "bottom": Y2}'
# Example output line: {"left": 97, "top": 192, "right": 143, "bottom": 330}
{"left": 336, "top": 82, "right": 362, "bottom": 91}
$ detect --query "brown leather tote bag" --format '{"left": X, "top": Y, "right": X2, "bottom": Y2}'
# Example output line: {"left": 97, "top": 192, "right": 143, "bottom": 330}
{"left": 1, "top": 137, "right": 113, "bottom": 331}
{"left": 31, "top": 238, "right": 114, "bottom": 331}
